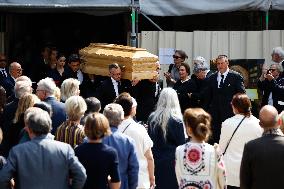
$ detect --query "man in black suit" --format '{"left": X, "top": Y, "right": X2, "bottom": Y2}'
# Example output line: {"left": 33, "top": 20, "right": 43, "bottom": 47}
{"left": 240, "top": 105, "right": 284, "bottom": 189}
{"left": 205, "top": 55, "right": 245, "bottom": 143}
{"left": 1, "top": 62, "right": 23, "bottom": 100}
{"left": 0, "top": 54, "right": 8, "bottom": 80}
{"left": 95, "top": 63, "right": 134, "bottom": 110}
{"left": 61, "top": 54, "right": 93, "bottom": 98}
{"left": 257, "top": 63, "right": 284, "bottom": 113}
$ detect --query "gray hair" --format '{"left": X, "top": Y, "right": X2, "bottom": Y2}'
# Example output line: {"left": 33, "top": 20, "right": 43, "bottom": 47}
{"left": 14, "top": 80, "right": 32, "bottom": 98}
{"left": 103, "top": 103, "right": 124, "bottom": 126}
{"left": 65, "top": 95, "right": 87, "bottom": 121}
{"left": 37, "top": 77, "right": 56, "bottom": 97}
{"left": 272, "top": 47, "right": 284, "bottom": 59}
{"left": 16, "top": 75, "right": 33, "bottom": 86}
{"left": 60, "top": 78, "right": 80, "bottom": 102}
{"left": 149, "top": 88, "right": 183, "bottom": 139}
{"left": 270, "top": 63, "right": 282, "bottom": 73}
{"left": 25, "top": 107, "right": 52, "bottom": 136}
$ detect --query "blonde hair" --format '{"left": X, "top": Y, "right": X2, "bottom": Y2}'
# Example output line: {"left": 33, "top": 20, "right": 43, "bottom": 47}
{"left": 65, "top": 96, "right": 87, "bottom": 121}
{"left": 84, "top": 113, "right": 111, "bottom": 140}
{"left": 60, "top": 78, "right": 80, "bottom": 102}
{"left": 13, "top": 93, "right": 40, "bottom": 123}
{"left": 53, "top": 86, "right": 61, "bottom": 101}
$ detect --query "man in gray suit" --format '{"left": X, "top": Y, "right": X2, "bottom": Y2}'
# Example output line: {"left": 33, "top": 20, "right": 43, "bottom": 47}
{"left": 0, "top": 107, "right": 86, "bottom": 189}
{"left": 240, "top": 105, "right": 284, "bottom": 189}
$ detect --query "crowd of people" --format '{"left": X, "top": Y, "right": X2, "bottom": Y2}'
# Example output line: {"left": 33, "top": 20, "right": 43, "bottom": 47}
{"left": 0, "top": 45, "right": 283, "bottom": 189}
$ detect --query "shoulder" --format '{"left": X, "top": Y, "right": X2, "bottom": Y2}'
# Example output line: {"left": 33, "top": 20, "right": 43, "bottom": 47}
{"left": 169, "top": 116, "right": 183, "bottom": 125}
{"left": 228, "top": 70, "right": 243, "bottom": 79}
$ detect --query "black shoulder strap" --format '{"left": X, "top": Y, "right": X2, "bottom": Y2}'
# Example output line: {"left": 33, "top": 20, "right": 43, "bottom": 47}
{"left": 168, "top": 64, "right": 174, "bottom": 73}
{"left": 223, "top": 116, "right": 246, "bottom": 155}
{"left": 122, "top": 123, "right": 132, "bottom": 133}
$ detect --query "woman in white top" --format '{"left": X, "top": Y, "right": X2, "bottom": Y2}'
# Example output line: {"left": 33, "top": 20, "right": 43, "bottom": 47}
{"left": 219, "top": 93, "right": 263, "bottom": 189}
{"left": 175, "top": 108, "right": 226, "bottom": 189}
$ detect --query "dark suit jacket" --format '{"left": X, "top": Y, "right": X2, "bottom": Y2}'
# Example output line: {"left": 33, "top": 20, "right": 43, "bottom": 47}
{"left": 205, "top": 70, "right": 245, "bottom": 123}
{"left": 240, "top": 134, "right": 284, "bottom": 189}
{"left": 257, "top": 77, "right": 284, "bottom": 113}
{"left": 95, "top": 77, "right": 132, "bottom": 110}
{"left": 0, "top": 75, "right": 15, "bottom": 99}
{"left": 1, "top": 99, "right": 19, "bottom": 157}
{"left": 44, "top": 96, "right": 66, "bottom": 134}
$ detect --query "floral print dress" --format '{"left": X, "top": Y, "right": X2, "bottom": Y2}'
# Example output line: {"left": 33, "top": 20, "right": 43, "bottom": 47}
{"left": 175, "top": 142, "right": 226, "bottom": 189}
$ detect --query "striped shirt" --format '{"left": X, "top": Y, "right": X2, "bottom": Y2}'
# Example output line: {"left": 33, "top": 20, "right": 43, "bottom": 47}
{"left": 55, "top": 121, "right": 85, "bottom": 148}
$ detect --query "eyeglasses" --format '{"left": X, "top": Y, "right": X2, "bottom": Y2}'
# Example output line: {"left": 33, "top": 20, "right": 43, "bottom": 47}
{"left": 0, "top": 59, "right": 6, "bottom": 62}
{"left": 173, "top": 55, "right": 183, "bottom": 59}
{"left": 269, "top": 69, "right": 276, "bottom": 72}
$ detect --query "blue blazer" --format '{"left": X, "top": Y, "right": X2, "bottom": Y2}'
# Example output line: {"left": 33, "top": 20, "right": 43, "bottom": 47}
{"left": 0, "top": 135, "right": 87, "bottom": 189}
{"left": 44, "top": 96, "right": 66, "bottom": 134}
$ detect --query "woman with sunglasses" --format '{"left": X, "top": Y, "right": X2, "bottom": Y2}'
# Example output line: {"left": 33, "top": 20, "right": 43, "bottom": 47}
{"left": 165, "top": 50, "right": 188, "bottom": 87}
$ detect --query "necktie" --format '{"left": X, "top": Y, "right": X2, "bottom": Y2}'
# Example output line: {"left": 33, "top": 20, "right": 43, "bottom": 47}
{"left": 219, "top": 74, "right": 224, "bottom": 88}
{"left": 117, "top": 81, "right": 122, "bottom": 94}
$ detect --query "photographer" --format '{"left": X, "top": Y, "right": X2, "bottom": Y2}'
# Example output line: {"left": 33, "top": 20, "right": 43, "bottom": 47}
{"left": 258, "top": 63, "right": 284, "bottom": 113}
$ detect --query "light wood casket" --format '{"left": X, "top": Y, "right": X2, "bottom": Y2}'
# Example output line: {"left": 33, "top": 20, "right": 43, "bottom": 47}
{"left": 79, "top": 43, "right": 159, "bottom": 80}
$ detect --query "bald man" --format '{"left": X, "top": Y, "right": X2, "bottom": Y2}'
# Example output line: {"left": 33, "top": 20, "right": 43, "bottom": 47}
{"left": 0, "top": 62, "right": 23, "bottom": 99}
{"left": 240, "top": 105, "right": 284, "bottom": 189}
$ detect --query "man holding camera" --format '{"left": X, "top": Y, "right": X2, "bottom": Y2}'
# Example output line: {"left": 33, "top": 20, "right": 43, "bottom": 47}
{"left": 258, "top": 63, "right": 284, "bottom": 113}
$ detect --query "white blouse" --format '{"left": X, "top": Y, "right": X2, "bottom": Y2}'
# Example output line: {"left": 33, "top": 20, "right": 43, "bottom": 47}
{"left": 175, "top": 142, "right": 226, "bottom": 189}
{"left": 219, "top": 114, "right": 263, "bottom": 187}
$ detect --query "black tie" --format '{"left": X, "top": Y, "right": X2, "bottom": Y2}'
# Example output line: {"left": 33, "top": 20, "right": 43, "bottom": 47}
{"left": 117, "top": 81, "right": 122, "bottom": 94}
{"left": 220, "top": 74, "right": 224, "bottom": 88}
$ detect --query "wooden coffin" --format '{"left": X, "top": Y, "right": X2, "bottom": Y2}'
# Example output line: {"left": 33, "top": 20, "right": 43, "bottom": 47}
{"left": 79, "top": 43, "right": 159, "bottom": 80}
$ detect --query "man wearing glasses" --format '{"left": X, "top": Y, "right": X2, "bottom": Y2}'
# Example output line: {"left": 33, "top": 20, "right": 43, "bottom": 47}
{"left": 258, "top": 63, "right": 284, "bottom": 113}
{"left": 205, "top": 55, "right": 245, "bottom": 144}
{"left": 0, "top": 62, "right": 23, "bottom": 100}
{"left": 262, "top": 47, "right": 284, "bottom": 77}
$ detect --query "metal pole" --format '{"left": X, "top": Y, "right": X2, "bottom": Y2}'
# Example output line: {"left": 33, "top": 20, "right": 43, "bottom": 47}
{"left": 130, "top": 0, "right": 137, "bottom": 47}
{"left": 265, "top": 10, "right": 269, "bottom": 30}
{"left": 139, "top": 10, "right": 164, "bottom": 31}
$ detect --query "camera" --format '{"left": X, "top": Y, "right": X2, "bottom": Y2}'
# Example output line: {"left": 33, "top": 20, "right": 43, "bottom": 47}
{"left": 266, "top": 69, "right": 271, "bottom": 74}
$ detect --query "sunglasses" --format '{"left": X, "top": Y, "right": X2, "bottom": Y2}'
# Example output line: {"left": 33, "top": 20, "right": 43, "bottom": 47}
{"left": 173, "top": 55, "right": 182, "bottom": 59}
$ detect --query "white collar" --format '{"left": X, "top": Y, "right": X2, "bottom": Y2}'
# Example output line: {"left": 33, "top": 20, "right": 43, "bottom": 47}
{"left": 218, "top": 68, "right": 229, "bottom": 78}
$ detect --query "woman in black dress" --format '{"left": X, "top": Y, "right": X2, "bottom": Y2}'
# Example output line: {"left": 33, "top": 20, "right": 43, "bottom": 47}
{"left": 173, "top": 62, "right": 198, "bottom": 113}
{"left": 147, "top": 88, "right": 186, "bottom": 189}
{"left": 75, "top": 113, "right": 121, "bottom": 189}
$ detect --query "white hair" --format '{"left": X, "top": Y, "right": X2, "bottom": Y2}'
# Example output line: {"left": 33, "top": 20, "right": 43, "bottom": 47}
{"left": 272, "top": 47, "right": 284, "bottom": 59}
{"left": 65, "top": 95, "right": 87, "bottom": 121}
{"left": 37, "top": 77, "right": 56, "bottom": 96}
{"left": 60, "top": 78, "right": 80, "bottom": 102}
{"left": 14, "top": 80, "right": 32, "bottom": 98}
{"left": 149, "top": 88, "right": 183, "bottom": 139}
{"left": 103, "top": 103, "right": 124, "bottom": 126}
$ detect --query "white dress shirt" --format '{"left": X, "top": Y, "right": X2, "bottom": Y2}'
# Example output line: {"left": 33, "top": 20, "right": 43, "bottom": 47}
{"left": 217, "top": 69, "right": 229, "bottom": 88}
{"left": 118, "top": 118, "right": 153, "bottom": 188}
{"left": 111, "top": 77, "right": 119, "bottom": 97}
{"left": 219, "top": 114, "right": 263, "bottom": 187}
